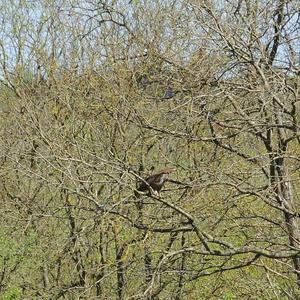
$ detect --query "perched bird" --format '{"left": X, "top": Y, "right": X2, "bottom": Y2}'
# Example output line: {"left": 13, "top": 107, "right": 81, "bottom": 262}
{"left": 135, "top": 167, "right": 176, "bottom": 197}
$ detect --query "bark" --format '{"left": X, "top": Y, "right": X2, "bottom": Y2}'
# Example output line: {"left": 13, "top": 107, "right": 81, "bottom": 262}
{"left": 266, "top": 129, "right": 300, "bottom": 286}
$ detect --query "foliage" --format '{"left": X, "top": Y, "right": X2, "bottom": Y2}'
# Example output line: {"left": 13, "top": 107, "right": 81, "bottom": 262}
{"left": 0, "top": 0, "right": 299, "bottom": 299}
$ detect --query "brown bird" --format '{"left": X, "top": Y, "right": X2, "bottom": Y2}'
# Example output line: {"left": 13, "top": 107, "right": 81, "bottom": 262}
{"left": 135, "top": 167, "right": 176, "bottom": 197}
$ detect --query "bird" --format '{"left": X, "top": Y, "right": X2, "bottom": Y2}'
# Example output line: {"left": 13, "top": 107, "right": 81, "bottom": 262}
{"left": 135, "top": 167, "right": 176, "bottom": 197}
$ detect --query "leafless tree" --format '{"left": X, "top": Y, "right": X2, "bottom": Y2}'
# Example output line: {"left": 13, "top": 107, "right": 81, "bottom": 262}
{"left": 0, "top": 0, "right": 299, "bottom": 299}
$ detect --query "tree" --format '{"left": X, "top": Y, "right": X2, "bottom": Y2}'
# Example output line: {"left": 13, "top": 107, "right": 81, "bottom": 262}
{"left": 0, "top": 0, "right": 300, "bottom": 299}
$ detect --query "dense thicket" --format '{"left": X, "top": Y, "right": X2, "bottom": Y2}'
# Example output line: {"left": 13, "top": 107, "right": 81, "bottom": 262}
{"left": 0, "top": 1, "right": 299, "bottom": 299}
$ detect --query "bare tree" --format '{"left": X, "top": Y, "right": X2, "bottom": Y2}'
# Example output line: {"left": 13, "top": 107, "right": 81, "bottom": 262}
{"left": 0, "top": 0, "right": 300, "bottom": 299}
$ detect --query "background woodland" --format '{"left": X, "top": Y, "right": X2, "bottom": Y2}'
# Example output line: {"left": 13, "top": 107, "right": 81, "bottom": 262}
{"left": 0, "top": 0, "right": 300, "bottom": 299}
